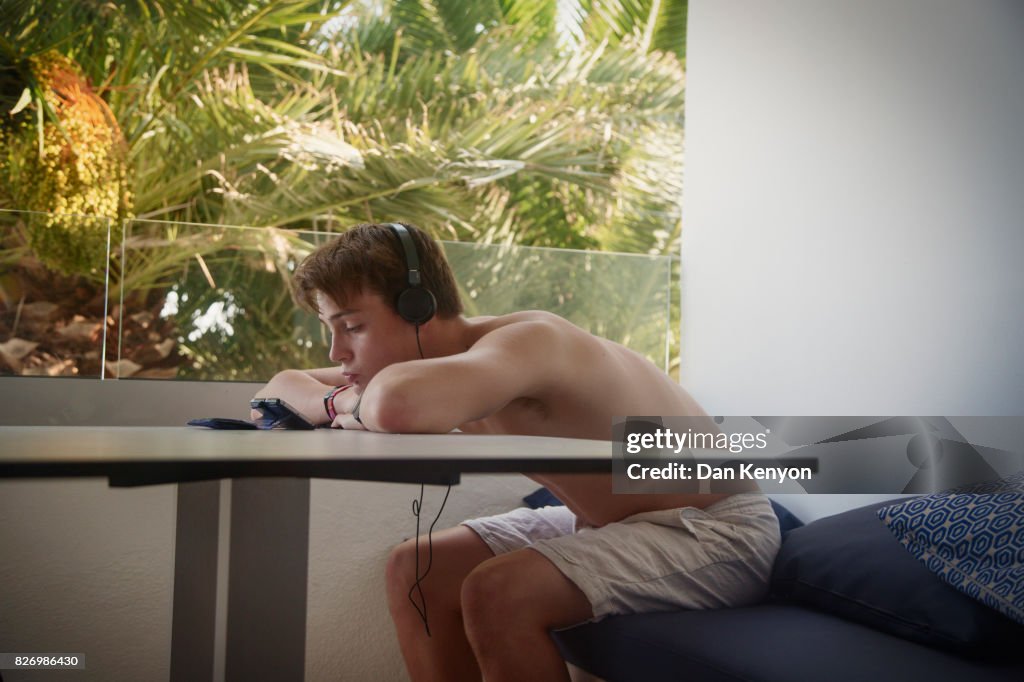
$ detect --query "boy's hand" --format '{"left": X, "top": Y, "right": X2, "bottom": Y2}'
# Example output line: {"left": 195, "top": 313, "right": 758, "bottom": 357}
{"left": 331, "top": 413, "right": 365, "bottom": 430}
{"left": 329, "top": 386, "right": 365, "bottom": 430}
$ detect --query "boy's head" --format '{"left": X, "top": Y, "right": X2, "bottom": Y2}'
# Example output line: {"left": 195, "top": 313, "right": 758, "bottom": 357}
{"left": 294, "top": 222, "right": 463, "bottom": 320}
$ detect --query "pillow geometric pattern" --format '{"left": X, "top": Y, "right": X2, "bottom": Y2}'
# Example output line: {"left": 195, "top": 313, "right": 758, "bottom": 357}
{"left": 878, "top": 470, "right": 1024, "bottom": 625}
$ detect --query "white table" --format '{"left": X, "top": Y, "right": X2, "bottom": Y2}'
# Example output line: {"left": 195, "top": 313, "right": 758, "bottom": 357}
{"left": 0, "top": 426, "right": 611, "bottom": 682}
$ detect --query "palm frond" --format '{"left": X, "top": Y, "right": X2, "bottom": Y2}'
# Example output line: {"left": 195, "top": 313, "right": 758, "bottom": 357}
{"left": 560, "top": 0, "right": 686, "bottom": 58}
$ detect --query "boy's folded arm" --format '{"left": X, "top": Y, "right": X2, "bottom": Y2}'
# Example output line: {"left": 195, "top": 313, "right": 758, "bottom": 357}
{"left": 358, "top": 321, "right": 567, "bottom": 433}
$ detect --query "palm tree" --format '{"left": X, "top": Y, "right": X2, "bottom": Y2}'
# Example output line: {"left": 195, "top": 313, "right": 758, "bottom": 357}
{"left": 1, "top": 0, "right": 343, "bottom": 271}
{"left": 2, "top": 0, "right": 686, "bottom": 249}
{"left": 314, "top": 0, "right": 687, "bottom": 251}
{"left": 0, "top": 0, "right": 687, "bottom": 378}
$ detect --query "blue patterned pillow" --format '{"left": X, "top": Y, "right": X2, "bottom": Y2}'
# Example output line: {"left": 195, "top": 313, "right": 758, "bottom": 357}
{"left": 878, "top": 470, "right": 1024, "bottom": 625}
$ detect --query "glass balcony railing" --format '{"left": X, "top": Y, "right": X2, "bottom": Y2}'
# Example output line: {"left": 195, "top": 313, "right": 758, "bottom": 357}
{"left": 0, "top": 209, "right": 113, "bottom": 378}
{"left": 3, "top": 215, "right": 673, "bottom": 382}
{"left": 113, "top": 220, "right": 326, "bottom": 380}
{"left": 444, "top": 241, "right": 672, "bottom": 369}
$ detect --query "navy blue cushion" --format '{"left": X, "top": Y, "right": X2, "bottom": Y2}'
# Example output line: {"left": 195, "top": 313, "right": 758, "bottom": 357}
{"left": 554, "top": 605, "right": 1024, "bottom": 682}
{"left": 769, "top": 498, "right": 804, "bottom": 536}
{"left": 523, "top": 487, "right": 563, "bottom": 509}
{"left": 878, "top": 471, "right": 1024, "bottom": 625}
{"left": 771, "top": 500, "right": 1023, "bottom": 655}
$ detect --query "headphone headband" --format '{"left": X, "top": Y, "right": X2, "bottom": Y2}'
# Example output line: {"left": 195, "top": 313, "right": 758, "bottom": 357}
{"left": 389, "top": 223, "right": 422, "bottom": 287}
{"left": 387, "top": 222, "right": 436, "bottom": 326}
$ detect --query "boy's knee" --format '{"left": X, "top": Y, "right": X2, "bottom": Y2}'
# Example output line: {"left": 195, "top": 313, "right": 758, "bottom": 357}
{"left": 385, "top": 539, "right": 418, "bottom": 595}
{"left": 461, "top": 556, "right": 528, "bottom": 629}
{"left": 462, "top": 550, "right": 593, "bottom": 639}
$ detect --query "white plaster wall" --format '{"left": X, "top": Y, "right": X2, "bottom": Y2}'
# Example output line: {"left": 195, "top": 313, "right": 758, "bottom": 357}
{"left": 680, "top": 0, "right": 1024, "bottom": 519}
{"left": 0, "top": 479, "right": 175, "bottom": 682}
{"left": 681, "top": 0, "right": 1024, "bottom": 415}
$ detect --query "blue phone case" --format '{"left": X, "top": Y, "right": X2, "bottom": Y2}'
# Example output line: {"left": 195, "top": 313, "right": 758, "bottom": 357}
{"left": 188, "top": 417, "right": 259, "bottom": 430}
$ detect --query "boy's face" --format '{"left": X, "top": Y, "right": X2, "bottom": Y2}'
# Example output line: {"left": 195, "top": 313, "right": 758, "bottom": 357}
{"left": 316, "top": 289, "right": 420, "bottom": 391}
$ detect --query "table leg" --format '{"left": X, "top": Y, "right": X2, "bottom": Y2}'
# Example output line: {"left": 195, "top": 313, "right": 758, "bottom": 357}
{"left": 169, "top": 479, "right": 310, "bottom": 682}
{"left": 225, "top": 478, "right": 310, "bottom": 682}
{"left": 170, "top": 481, "right": 221, "bottom": 682}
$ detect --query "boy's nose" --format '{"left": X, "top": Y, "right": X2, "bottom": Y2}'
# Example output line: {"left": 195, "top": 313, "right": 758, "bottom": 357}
{"left": 329, "top": 337, "right": 351, "bottom": 364}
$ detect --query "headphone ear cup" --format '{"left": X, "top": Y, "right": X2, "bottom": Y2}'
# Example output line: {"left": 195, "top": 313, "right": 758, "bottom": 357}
{"left": 396, "top": 286, "right": 436, "bottom": 325}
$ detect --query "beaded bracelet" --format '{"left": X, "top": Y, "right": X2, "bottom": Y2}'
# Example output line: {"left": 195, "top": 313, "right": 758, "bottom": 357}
{"left": 324, "top": 384, "right": 353, "bottom": 421}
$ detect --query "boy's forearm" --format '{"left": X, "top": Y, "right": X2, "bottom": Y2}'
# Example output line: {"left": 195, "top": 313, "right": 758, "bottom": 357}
{"left": 357, "top": 364, "right": 460, "bottom": 433}
{"left": 300, "top": 366, "right": 349, "bottom": 385}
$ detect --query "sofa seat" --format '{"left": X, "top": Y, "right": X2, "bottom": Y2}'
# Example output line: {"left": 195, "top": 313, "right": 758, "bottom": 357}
{"left": 553, "top": 604, "right": 1024, "bottom": 682}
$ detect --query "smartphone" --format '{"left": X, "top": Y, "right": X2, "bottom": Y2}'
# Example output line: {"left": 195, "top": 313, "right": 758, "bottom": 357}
{"left": 249, "top": 398, "right": 316, "bottom": 430}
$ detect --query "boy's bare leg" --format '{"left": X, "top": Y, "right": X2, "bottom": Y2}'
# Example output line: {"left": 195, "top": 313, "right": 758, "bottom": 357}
{"left": 386, "top": 526, "right": 495, "bottom": 682}
{"left": 461, "top": 549, "right": 593, "bottom": 682}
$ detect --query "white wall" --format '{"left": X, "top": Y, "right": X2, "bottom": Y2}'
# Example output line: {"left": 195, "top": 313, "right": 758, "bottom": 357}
{"left": 0, "top": 479, "right": 176, "bottom": 682}
{"left": 680, "top": 0, "right": 1024, "bottom": 519}
{"left": 682, "top": 0, "right": 1024, "bottom": 414}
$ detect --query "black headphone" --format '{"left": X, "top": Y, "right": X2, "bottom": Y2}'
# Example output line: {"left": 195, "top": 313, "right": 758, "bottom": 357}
{"left": 388, "top": 222, "right": 437, "bottom": 326}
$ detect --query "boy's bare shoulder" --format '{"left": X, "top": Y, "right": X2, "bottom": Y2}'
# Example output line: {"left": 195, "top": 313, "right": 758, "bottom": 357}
{"left": 465, "top": 311, "right": 633, "bottom": 388}
{"left": 466, "top": 310, "right": 593, "bottom": 348}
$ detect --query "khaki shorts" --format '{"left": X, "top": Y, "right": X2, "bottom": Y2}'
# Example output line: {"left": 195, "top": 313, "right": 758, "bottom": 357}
{"left": 462, "top": 494, "right": 781, "bottom": 621}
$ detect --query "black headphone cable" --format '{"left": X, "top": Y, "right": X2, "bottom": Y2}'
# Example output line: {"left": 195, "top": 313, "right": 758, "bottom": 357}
{"left": 415, "top": 324, "right": 425, "bottom": 360}
{"left": 404, "top": 321, "right": 449, "bottom": 637}
{"left": 407, "top": 480, "right": 452, "bottom": 637}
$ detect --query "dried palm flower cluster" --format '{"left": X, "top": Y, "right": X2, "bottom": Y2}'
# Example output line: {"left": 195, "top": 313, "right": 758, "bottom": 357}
{"left": 0, "top": 51, "right": 132, "bottom": 275}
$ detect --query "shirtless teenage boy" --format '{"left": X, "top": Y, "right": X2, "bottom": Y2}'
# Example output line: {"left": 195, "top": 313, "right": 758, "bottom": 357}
{"left": 252, "top": 222, "right": 780, "bottom": 682}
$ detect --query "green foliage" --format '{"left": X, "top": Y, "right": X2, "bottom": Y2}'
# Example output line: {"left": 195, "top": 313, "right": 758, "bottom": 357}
{"left": 1, "top": 0, "right": 688, "bottom": 376}
{"left": 114, "top": 222, "right": 328, "bottom": 378}
{"left": 0, "top": 52, "right": 130, "bottom": 276}
{"left": 3, "top": 0, "right": 686, "bottom": 253}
